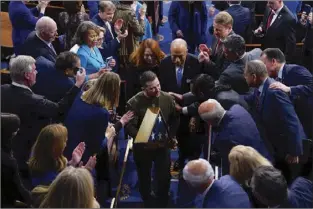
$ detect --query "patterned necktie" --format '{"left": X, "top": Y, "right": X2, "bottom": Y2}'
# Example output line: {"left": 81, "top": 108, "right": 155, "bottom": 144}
{"left": 214, "top": 39, "right": 221, "bottom": 56}
{"left": 176, "top": 67, "right": 183, "bottom": 87}
{"left": 255, "top": 90, "right": 261, "bottom": 111}
{"left": 266, "top": 10, "right": 275, "bottom": 30}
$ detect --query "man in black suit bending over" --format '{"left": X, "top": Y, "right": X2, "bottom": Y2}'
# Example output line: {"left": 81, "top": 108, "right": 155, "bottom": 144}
{"left": 254, "top": 0, "right": 296, "bottom": 62}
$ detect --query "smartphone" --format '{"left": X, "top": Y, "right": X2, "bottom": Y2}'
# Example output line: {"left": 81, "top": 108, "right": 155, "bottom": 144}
{"left": 303, "top": 4, "right": 312, "bottom": 15}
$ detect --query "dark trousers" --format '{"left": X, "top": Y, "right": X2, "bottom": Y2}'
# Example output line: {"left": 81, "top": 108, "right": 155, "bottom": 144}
{"left": 133, "top": 145, "right": 171, "bottom": 208}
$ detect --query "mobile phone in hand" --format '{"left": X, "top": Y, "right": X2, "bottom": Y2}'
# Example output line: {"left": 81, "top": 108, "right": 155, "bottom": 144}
{"left": 106, "top": 56, "right": 113, "bottom": 63}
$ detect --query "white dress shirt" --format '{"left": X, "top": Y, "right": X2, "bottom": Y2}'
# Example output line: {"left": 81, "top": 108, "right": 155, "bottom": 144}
{"left": 270, "top": 4, "right": 284, "bottom": 26}
{"left": 12, "top": 81, "right": 32, "bottom": 92}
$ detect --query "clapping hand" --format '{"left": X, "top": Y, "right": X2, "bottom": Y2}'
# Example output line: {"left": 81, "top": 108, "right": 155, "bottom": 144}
{"left": 68, "top": 142, "right": 86, "bottom": 166}
{"left": 79, "top": 155, "right": 97, "bottom": 171}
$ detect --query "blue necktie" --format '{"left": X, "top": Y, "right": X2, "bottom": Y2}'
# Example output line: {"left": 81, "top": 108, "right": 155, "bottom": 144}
{"left": 176, "top": 67, "right": 183, "bottom": 87}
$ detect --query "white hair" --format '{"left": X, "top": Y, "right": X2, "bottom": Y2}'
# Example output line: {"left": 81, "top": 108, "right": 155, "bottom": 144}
{"left": 199, "top": 99, "right": 226, "bottom": 126}
{"left": 183, "top": 159, "right": 214, "bottom": 187}
{"left": 35, "top": 16, "right": 56, "bottom": 34}
{"left": 9, "top": 55, "right": 35, "bottom": 82}
{"left": 170, "top": 38, "right": 187, "bottom": 50}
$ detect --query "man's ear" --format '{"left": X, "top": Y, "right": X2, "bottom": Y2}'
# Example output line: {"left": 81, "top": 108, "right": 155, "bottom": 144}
{"left": 24, "top": 71, "right": 31, "bottom": 80}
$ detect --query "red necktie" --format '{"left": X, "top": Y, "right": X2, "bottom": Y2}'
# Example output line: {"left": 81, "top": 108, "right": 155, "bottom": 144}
{"left": 215, "top": 39, "right": 221, "bottom": 55}
{"left": 266, "top": 11, "right": 275, "bottom": 30}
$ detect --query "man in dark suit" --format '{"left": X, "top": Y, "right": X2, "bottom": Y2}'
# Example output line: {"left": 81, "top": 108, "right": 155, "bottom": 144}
{"left": 92, "top": 1, "right": 127, "bottom": 62}
{"left": 251, "top": 166, "right": 313, "bottom": 208}
{"left": 20, "top": 16, "right": 58, "bottom": 63}
{"left": 1, "top": 55, "right": 85, "bottom": 177}
{"left": 225, "top": 1, "right": 252, "bottom": 42}
{"left": 217, "top": 34, "right": 260, "bottom": 94}
{"left": 260, "top": 48, "right": 313, "bottom": 139}
{"left": 8, "top": 1, "right": 48, "bottom": 55}
{"left": 244, "top": 60, "right": 306, "bottom": 181}
{"left": 254, "top": 0, "right": 296, "bottom": 62}
{"left": 183, "top": 159, "right": 252, "bottom": 208}
{"left": 198, "top": 99, "right": 272, "bottom": 174}
{"left": 199, "top": 11, "right": 234, "bottom": 78}
{"left": 159, "top": 38, "right": 202, "bottom": 170}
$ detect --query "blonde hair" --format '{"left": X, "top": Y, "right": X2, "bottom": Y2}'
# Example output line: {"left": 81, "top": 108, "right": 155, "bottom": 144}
{"left": 28, "top": 124, "right": 68, "bottom": 175}
{"left": 214, "top": 11, "right": 233, "bottom": 27}
{"left": 81, "top": 72, "right": 120, "bottom": 109}
{"left": 40, "top": 167, "right": 97, "bottom": 208}
{"left": 228, "top": 145, "right": 272, "bottom": 184}
{"left": 82, "top": 78, "right": 98, "bottom": 91}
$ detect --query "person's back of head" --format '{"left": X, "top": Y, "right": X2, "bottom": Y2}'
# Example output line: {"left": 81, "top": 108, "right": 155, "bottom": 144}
{"left": 198, "top": 99, "right": 226, "bottom": 127}
{"left": 228, "top": 145, "right": 272, "bottom": 185}
{"left": 183, "top": 159, "right": 214, "bottom": 193}
{"left": 250, "top": 166, "right": 288, "bottom": 207}
{"left": 1, "top": 113, "right": 20, "bottom": 153}
{"left": 39, "top": 166, "right": 99, "bottom": 208}
{"left": 222, "top": 34, "right": 246, "bottom": 60}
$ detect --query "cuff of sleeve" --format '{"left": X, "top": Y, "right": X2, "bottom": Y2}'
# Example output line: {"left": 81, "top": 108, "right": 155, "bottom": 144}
{"left": 182, "top": 107, "right": 188, "bottom": 115}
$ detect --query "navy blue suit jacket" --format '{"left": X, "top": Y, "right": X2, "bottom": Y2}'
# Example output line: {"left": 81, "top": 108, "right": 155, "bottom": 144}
{"left": 202, "top": 175, "right": 251, "bottom": 208}
{"left": 64, "top": 92, "right": 110, "bottom": 163}
{"left": 9, "top": 1, "right": 44, "bottom": 55}
{"left": 214, "top": 104, "right": 272, "bottom": 174}
{"left": 280, "top": 64, "right": 313, "bottom": 138}
{"left": 245, "top": 78, "right": 306, "bottom": 158}
{"left": 226, "top": 4, "right": 251, "bottom": 40}
{"left": 20, "top": 31, "right": 57, "bottom": 63}
{"left": 287, "top": 177, "right": 313, "bottom": 208}
{"left": 92, "top": 14, "right": 120, "bottom": 60}
{"left": 32, "top": 56, "right": 75, "bottom": 102}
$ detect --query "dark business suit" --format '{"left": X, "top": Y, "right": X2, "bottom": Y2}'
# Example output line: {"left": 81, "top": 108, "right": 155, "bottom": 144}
{"left": 159, "top": 54, "right": 202, "bottom": 167}
{"left": 20, "top": 31, "right": 57, "bottom": 63}
{"left": 261, "top": 6, "right": 296, "bottom": 62}
{"left": 287, "top": 177, "right": 313, "bottom": 208}
{"left": 8, "top": 1, "right": 44, "bottom": 55}
{"left": 32, "top": 56, "right": 75, "bottom": 103}
{"left": 244, "top": 78, "right": 306, "bottom": 180}
{"left": 226, "top": 4, "right": 252, "bottom": 41}
{"left": 218, "top": 48, "right": 262, "bottom": 94}
{"left": 213, "top": 104, "right": 272, "bottom": 174}
{"left": 159, "top": 54, "right": 202, "bottom": 94}
{"left": 202, "top": 175, "right": 251, "bottom": 208}
{"left": 279, "top": 64, "right": 313, "bottom": 139}
{"left": 92, "top": 14, "right": 120, "bottom": 60}
{"left": 203, "top": 31, "right": 235, "bottom": 79}
{"left": 1, "top": 84, "right": 80, "bottom": 173}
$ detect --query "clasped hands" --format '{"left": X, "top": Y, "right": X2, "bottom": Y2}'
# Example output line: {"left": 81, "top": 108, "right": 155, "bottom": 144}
{"left": 68, "top": 142, "right": 97, "bottom": 171}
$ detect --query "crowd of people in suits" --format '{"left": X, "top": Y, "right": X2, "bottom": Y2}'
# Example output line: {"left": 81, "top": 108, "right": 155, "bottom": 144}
{"left": 1, "top": 0, "right": 313, "bottom": 208}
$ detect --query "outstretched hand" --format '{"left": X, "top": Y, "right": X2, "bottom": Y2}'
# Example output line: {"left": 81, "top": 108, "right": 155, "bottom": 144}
{"left": 69, "top": 142, "right": 86, "bottom": 166}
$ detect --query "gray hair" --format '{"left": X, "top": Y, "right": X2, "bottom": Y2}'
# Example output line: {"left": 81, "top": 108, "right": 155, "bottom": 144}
{"left": 183, "top": 159, "right": 214, "bottom": 187}
{"left": 98, "top": 0, "right": 116, "bottom": 12}
{"left": 199, "top": 99, "right": 226, "bottom": 127}
{"left": 35, "top": 16, "right": 56, "bottom": 34}
{"left": 244, "top": 60, "right": 268, "bottom": 78}
{"left": 171, "top": 38, "right": 188, "bottom": 50}
{"left": 223, "top": 34, "right": 246, "bottom": 56}
{"left": 9, "top": 55, "right": 36, "bottom": 82}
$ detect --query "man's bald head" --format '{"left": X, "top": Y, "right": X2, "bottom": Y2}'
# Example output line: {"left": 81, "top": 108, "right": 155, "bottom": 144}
{"left": 35, "top": 16, "right": 58, "bottom": 43}
{"left": 183, "top": 159, "right": 214, "bottom": 188}
{"left": 170, "top": 38, "right": 188, "bottom": 67}
{"left": 198, "top": 99, "right": 225, "bottom": 126}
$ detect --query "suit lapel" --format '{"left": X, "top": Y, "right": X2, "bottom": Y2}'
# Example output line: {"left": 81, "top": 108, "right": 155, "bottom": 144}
{"left": 268, "top": 6, "right": 285, "bottom": 30}
{"left": 259, "top": 78, "right": 274, "bottom": 113}
{"left": 81, "top": 45, "right": 104, "bottom": 64}
{"left": 282, "top": 64, "right": 287, "bottom": 83}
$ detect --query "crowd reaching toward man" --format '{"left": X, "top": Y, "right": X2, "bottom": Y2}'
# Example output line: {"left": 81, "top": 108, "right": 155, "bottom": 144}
{"left": 1, "top": 0, "right": 312, "bottom": 208}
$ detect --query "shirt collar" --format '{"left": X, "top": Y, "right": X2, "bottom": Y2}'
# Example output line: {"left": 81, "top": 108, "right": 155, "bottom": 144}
{"left": 202, "top": 179, "right": 215, "bottom": 197}
{"left": 12, "top": 81, "right": 32, "bottom": 92}
{"left": 36, "top": 32, "right": 51, "bottom": 47}
{"left": 272, "top": 4, "right": 284, "bottom": 15}
{"left": 277, "top": 63, "right": 285, "bottom": 79}
{"left": 258, "top": 77, "right": 268, "bottom": 94}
